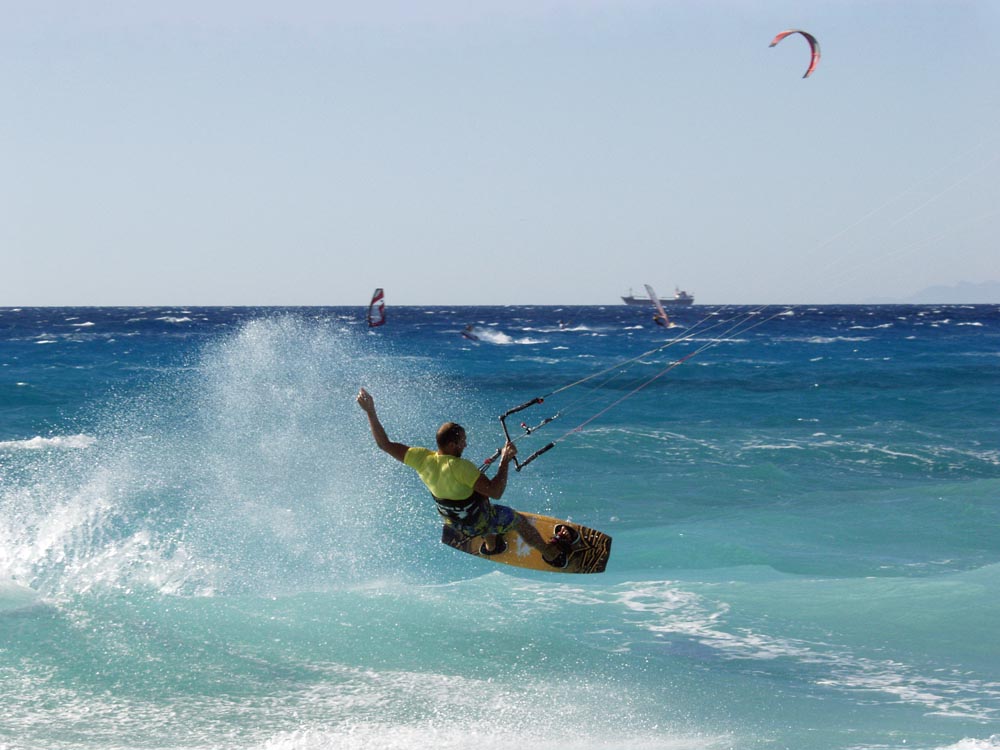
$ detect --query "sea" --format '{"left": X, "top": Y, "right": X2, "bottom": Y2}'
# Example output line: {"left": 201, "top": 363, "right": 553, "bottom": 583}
{"left": 1, "top": 304, "right": 999, "bottom": 750}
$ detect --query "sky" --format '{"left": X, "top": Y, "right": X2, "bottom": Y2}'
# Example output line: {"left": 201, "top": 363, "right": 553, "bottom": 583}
{"left": 2, "top": 0, "right": 999, "bottom": 306}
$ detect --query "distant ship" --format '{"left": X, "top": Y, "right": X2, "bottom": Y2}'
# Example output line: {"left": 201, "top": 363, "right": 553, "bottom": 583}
{"left": 622, "top": 287, "right": 694, "bottom": 306}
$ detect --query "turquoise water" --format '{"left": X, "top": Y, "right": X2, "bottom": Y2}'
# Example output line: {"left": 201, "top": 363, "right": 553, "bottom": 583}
{"left": 2, "top": 305, "right": 999, "bottom": 750}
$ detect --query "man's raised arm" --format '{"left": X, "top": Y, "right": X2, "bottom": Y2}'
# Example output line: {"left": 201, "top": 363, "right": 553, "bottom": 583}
{"left": 356, "top": 388, "right": 409, "bottom": 463}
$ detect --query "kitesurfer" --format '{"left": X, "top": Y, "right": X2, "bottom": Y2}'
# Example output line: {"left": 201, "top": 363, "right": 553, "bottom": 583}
{"left": 356, "top": 388, "right": 569, "bottom": 564}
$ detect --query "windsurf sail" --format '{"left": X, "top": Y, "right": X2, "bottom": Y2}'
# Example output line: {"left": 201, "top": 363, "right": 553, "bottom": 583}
{"left": 769, "top": 29, "right": 821, "bottom": 79}
{"left": 367, "top": 288, "right": 386, "bottom": 328}
{"left": 645, "top": 284, "right": 670, "bottom": 328}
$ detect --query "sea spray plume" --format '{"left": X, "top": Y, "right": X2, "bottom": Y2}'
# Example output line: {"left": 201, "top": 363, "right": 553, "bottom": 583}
{"left": 182, "top": 316, "right": 494, "bottom": 589}
{"left": 0, "top": 434, "right": 210, "bottom": 599}
{"left": 185, "top": 315, "right": 402, "bottom": 590}
{"left": 135, "top": 314, "right": 470, "bottom": 592}
{"left": 0, "top": 315, "right": 477, "bottom": 599}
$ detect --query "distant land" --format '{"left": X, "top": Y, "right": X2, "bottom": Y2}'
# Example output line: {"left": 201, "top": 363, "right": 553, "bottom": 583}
{"left": 865, "top": 281, "right": 1000, "bottom": 304}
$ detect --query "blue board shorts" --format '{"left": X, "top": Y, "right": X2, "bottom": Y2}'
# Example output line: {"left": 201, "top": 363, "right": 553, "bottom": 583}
{"left": 450, "top": 502, "right": 516, "bottom": 538}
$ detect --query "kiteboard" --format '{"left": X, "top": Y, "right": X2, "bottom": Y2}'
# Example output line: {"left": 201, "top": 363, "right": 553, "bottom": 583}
{"left": 441, "top": 512, "right": 612, "bottom": 574}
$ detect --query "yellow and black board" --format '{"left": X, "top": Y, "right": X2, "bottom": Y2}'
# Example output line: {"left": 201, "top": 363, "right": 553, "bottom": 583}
{"left": 441, "top": 512, "right": 612, "bottom": 574}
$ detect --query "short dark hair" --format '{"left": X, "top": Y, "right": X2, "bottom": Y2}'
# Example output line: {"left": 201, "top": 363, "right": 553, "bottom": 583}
{"left": 436, "top": 422, "right": 465, "bottom": 449}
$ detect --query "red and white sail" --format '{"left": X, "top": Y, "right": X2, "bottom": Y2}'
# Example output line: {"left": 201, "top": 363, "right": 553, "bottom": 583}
{"left": 367, "top": 288, "right": 386, "bottom": 328}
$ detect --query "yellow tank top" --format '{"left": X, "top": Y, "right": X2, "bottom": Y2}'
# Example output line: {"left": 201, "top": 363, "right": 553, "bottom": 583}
{"left": 404, "top": 446, "right": 481, "bottom": 500}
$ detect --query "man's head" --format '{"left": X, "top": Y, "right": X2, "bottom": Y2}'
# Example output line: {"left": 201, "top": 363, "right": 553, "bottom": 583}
{"left": 436, "top": 422, "right": 467, "bottom": 456}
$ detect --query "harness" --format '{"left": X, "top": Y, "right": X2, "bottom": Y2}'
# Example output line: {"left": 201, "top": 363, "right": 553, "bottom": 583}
{"left": 432, "top": 491, "right": 490, "bottom": 528}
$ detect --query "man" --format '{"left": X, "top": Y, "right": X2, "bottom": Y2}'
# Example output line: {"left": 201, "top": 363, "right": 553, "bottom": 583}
{"left": 356, "top": 388, "right": 566, "bottom": 564}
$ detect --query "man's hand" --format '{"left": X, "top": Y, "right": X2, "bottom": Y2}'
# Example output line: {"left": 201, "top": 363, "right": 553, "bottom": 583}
{"left": 500, "top": 441, "right": 518, "bottom": 464}
{"left": 357, "top": 387, "right": 375, "bottom": 415}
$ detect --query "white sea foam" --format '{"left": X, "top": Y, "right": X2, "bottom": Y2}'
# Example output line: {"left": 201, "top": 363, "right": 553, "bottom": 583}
{"left": 608, "top": 579, "right": 1000, "bottom": 721}
{"left": 806, "top": 335, "right": 873, "bottom": 344}
{"left": 743, "top": 442, "right": 805, "bottom": 451}
{"left": 283, "top": 664, "right": 729, "bottom": 750}
{"left": 1, "top": 646, "right": 732, "bottom": 750}
{"left": 937, "top": 737, "right": 1000, "bottom": 750}
{"left": 469, "top": 328, "right": 546, "bottom": 345}
{"left": 258, "top": 726, "right": 723, "bottom": 750}
{"left": 522, "top": 324, "right": 593, "bottom": 333}
{"left": 0, "top": 434, "right": 97, "bottom": 451}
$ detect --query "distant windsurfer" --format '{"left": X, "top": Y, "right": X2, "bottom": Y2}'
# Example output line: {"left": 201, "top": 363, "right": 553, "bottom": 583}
{"left": 645, "top": 284, "right": 671, "bottom": 329}
{"left": 356, "top": 388, "right": 569, "bottom": 565}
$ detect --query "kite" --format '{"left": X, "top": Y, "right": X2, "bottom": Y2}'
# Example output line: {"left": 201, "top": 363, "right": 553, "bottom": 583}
{"left": 769, "top": 29, "right": 821, "bottom": 78}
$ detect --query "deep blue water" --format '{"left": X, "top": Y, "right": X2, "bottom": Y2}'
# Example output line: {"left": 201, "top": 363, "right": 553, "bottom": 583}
{"left": 2, "top": 304, "right": 999, "bottom": 750}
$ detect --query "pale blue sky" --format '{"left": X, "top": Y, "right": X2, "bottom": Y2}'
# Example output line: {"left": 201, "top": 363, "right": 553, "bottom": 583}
{"left": 3, "top": 1, "right": 998, "bottom": 305}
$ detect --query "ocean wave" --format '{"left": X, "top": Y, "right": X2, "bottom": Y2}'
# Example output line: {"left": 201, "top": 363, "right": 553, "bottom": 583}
{"left": 788, "top": 335, "right": 875, "bottom": 344}
{"left": 467, "top": 328, "right": 546, "bottom": 345}
{"left": 521, "top": 324, "right": 595, "bottom": 333}
{"left": 736, "top": 435, "right": 1000, "bottom": 472}
{"left": 508, "top": 355, "right": 562, "bottom": 365}
{"left": 259, "top": 722, "right": 724, "bottom": 750}
{"left": 607, "top": 579, "right": 1000, "bottom": 721}
{"left": 0, "top": 579, "right": 40, "bottom": 613}
{"left": 0, "top": 434, "right": 97, "bottom": 451}
{"left": 494, "top": 581, "right": 1000, "bottom": 724}
{"left": 0, "top": 610, "right": 733, "bottom": 750}
{"left": 936, "top": 737, "right": 1000, "bottom": 750}
{"left": 742, "top": 442, "right": 806, "bottom": 451}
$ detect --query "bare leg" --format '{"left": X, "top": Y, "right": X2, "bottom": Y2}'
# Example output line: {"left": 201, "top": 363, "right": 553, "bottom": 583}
{"left": 482, "top": 532, "right": 498, "bottom": 554}
{"left": 513, "top": 513, "right": 563, "bottom": 561}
